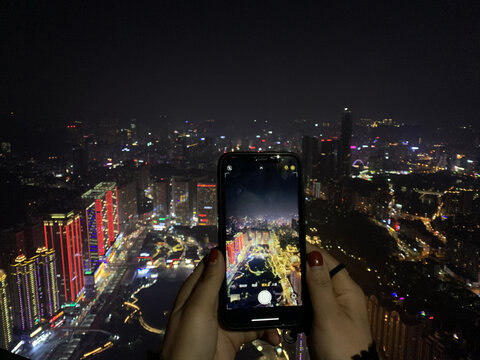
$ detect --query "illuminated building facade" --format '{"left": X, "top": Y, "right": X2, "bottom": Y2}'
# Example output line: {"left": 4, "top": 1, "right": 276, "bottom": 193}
{"left": 43, "top": 212, "right": 85, "bottom": 304}
{"left": 94, "top": 182, "right": 119, "bottom": 247}
{"left": 117, "top": 181, "right": 138, "bottom": 233}
{"left": 234, "top": 233, "right": 243, "bottom": 254}
{"left": 196, "top": 183, "right": 216, "bottom": 226}
{"left": 0, "top": 269, "right": 13, "bottom": 350}
{"left": 36, "top": 247, "right": 60, "bottom": 318}
{"left": 153, "top": 179, "right": 169, "bottom": 218}
{"left": 226, "top": 240, "right": 235, "bottom": 265}
{"left": 172, "top": 178, "right": 190, "bottom": 225}
{"left": 82, "top": 182, "right": 120, "bottom": 271}
{"left": 83, "top": 196, "right": 105, "bottom": 271}
{"left": 8, "top": 254, "right": 40, "bottom": 331}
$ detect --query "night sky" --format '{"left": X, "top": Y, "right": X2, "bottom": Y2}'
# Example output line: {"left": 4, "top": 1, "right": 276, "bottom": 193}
{"left": 1, "top": 1, "right": 480, "bottom": 127}
{"left": 224, "top": 156, "right": 299, "bottom": 218}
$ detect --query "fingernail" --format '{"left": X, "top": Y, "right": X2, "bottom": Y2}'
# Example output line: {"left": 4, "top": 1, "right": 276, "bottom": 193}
{"left": 207, "top": 248, "right": 219, "bottom": 265}
{"left": 307, "top": 251, "right": 323, "bottom": 267}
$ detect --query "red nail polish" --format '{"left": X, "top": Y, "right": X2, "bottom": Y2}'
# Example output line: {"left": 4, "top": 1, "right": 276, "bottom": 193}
{"left": 308, "top": 251, "right": 323, "bottom": 267}
{"left": 208, "top": 249, "right": 219, "bottom": 264}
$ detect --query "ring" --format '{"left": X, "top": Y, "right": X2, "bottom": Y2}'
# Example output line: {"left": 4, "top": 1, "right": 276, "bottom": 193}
{"left": 329, "top": 263, "right": 346, "bottom": 278}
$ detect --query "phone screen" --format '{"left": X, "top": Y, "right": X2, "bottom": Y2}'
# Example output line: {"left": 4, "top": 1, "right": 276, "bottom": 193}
{"left": 223, "top": 155, "right": 302, "bottom": 310}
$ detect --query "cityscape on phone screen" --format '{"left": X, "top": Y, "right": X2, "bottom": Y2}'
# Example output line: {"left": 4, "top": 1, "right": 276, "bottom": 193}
{"left": 224, "top": 156, "right": 302, "bottom": 310}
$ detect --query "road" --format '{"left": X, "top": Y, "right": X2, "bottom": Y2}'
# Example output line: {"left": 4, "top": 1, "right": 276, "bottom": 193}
{"left": 32, "top": 228, "right": 147, "bottom": 360}
{"left": 227, "top": 228, "right": 300, "bottom": 309}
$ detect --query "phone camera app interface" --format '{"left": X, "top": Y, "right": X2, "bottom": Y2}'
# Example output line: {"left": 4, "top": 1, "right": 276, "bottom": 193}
{"left": 224, "top": 156, "right": 301, "bottom": 310}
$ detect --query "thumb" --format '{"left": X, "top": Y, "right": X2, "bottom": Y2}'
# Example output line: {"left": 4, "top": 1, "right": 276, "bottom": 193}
{"left": 306, "top": 250, "right": 340, "bottom": 322}
{"left": 185, "top": 248, "right": 225, "bottom": 312}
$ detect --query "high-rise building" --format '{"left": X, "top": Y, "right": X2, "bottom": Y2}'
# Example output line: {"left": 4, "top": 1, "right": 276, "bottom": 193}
{"left": 172, "top": 178, "right": 190, "bottom": 225}
{"left": 196, "top": 184, "right": 217, "bottom": 226}
{"left": 301, "top": 136, "right": 319, "bottom": 182}
{"left": 153, "top": 179, "right": 169, "bottom": 218}
{"left": 83, "top": 195, "right": 106, "bottom": 271}
{"left": 319, "top": 138, "right": 337, "bottom": 180}
{"left": 8, "top": 254, "right": 40, "bottom": 331}
{"left": 117, "top": 181, "right": 138, "bottom": 234}
{"left": 0, "top": 269, "right": 13, "bottom": 350}
{"left": 339, "top": 107, "right": 353, "bottom": 178}
{"left": 226, "top": 240, "right": 235, "bottom": 266}
{"left": 302, "top": 136, "right": 339, "bottom": 183}
{"left": 94, "top": 182, "right": 120, "bottom": 247}
{"left": 234, "top": 233, "right": 243, "bottom": 254}
{"left": 82, "top": 182, "right": 120, "bottom": 271}
{"left": 44, "top": 212, "right": 85, "bottom": 304}
{"left": 36, "top": 247, "right": 60, "bottom": 318}
{"left": 367, "top": 294, "right": 425, "bottom": 359}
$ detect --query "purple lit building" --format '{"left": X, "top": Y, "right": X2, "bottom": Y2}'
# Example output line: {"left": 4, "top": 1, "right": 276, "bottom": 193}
{"left": 36, "top": 247, "right": 60, "bottom": 318}
{"left": 7, "top": 249, "right": 60, "bottom": 332}
{"left": 8, "top": 254, "right": 41, "bottom": 331}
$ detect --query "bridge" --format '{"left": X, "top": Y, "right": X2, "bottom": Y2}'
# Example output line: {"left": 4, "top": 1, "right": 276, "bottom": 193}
{"left": 413, "top": 189, "right": 444, "bottom": 197}
{"left": 50, "top": 327, "right": 112, "bottom": 336}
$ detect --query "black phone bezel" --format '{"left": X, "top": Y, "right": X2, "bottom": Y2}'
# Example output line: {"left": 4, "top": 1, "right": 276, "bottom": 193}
{"left": 217, "top": 152, "right": 308, "bottom": 331}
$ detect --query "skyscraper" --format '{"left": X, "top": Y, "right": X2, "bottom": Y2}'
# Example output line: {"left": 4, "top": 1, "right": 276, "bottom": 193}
{"left": 319, "top": 138, "right": 337, "bottom": 180}
{"left": 94, "top": 182, "right": 120, "bottom": 247}
{"left": 117, "top": 181, "right": 138, "bottom": 234}
{"left": 8, "top": 254, "right": 40, "bottom": 331}
{"left": 153, "top": 179, "right": 169, "bottom": 218}
{"left": 44, "top": 212, "right": 85, "bottom": 304}
{"left": 82, "top": 182, "right": 120, "bottom": 271}
{"left": 83, "top": 193, "right": 107, "bottom": 270}
{"left": 301, "top": 136, "right": 319, "bottom": 183}
{"left": 339, "top": 107, "right": 353, "bottom": 178}
{"left": 171, "top": 177, "right": 190, "bottom": 225}
{"left": 0, "top": 269, "right": 13, "bottom": 350}
{"left": 36, "top": 247, "right": 60, "bottom": 318}
{"left": 196, "top": 183, "right": 217, "bottom": 226}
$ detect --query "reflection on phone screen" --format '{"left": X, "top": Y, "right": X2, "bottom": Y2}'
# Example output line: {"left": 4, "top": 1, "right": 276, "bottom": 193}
{"left": 224, "top": 156, "right": 302, "bottom": 310}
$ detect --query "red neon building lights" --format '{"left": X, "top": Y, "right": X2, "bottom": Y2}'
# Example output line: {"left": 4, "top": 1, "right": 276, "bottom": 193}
{"left": 197, "top": 184, "right": 216, "bottom": 188}
{"left": 44, "top": 225, "right": 48, "bottom": 248}
{"left": 65, "top": 225, "right": 74, "bottom": 302}
{"left": 226, "top": 241, "right": 235, "bottom": 265}
{"left": 43, "top": 212, "right": 85, "bottom": 305}
{"left": 95, "top": 199, "right": 105, "bottom": 256}
{"left": 106, "top": 191, "right": 115, "bottom": 246}
{"left": 58, "top": 225, "right": 67, "bottom": 301}
{"left": 82, "top": 182, "right": 120, "bottom": 271}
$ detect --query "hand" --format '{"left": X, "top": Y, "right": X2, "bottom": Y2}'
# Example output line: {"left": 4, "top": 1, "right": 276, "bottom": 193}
{"left": 305, "top": 243, "right": 373, "bottom": 360}
{"left": 161, "top": 249, "right": 281, "bottom": 360}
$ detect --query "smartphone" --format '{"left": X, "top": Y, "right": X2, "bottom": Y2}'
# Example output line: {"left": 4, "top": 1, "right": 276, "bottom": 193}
{"left": 218, "top": 152, "right": 307, "bottom": 330}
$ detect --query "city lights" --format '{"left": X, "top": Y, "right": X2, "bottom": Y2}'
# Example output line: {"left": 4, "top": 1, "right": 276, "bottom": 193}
{"left": 1, "top": 2, "right": 479, "bottom": 358}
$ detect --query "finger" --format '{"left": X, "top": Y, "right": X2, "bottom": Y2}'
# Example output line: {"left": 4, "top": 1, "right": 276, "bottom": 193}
{"left": 306, "top": 243, "right": 361, "bottom": 293}
{"left": 260, "top": 329, "right": 282, "bottom": 346}
{"left": 306, "top": 244, "right": 367, "bottom": 318}
{"left": 171, "top": 257, "right": 206, "bottom": 311}
{"left": 306, "top": 250, "right": 341, "bottom": 322}
{"left": 228, "top": 328, "right": 281, "bottom": 349}
{"left": 184, "top": 248, "right": 225, "bottom": 312}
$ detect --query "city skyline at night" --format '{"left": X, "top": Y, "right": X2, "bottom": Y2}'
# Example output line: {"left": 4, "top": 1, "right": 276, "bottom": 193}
{"left": 1, "top": 1, "right": 480, "bottom": 359}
